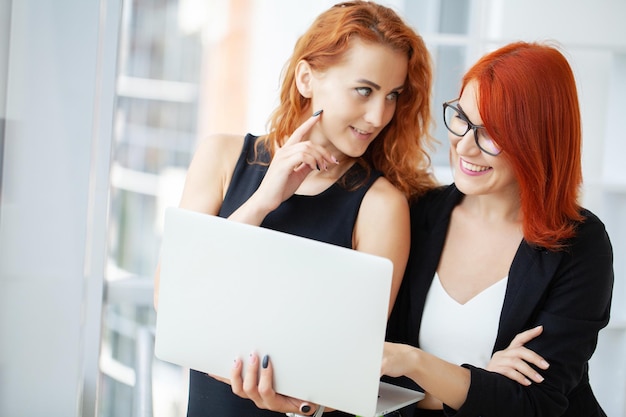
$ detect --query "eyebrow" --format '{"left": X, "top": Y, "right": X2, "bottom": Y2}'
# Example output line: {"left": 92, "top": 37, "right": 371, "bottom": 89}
{"left": 356, "top": 78, "right": 404, "bottom": 92}
{"left": 457, "top": 102, "right": 483, "bottom": 127}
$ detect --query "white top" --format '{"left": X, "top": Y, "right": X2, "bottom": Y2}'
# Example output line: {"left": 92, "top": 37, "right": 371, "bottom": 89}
{"left": 419, "top": 272, "right": 508, "bottom": 368}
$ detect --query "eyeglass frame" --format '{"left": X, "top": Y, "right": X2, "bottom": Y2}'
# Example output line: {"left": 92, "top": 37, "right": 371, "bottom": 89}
{"left": 442, "top": 99, "right": 502, "bottom": 156}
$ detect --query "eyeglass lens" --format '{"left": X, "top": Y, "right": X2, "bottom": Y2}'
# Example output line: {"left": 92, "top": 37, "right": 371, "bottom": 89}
{"left": 444, "top": 105, "right": 501, "bottom": 155}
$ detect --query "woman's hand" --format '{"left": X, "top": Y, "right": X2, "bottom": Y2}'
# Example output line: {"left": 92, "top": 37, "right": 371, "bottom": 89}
{"left": 381, "top": 342, "right": 417, "bottom": 378}
{"left": 254, "top": 110, "right": 337, "bottom": 209}
{"left": 230, "top": 352, "right": 320, "bottom": 416}
{"left": 230, "top": 111, "right": 339, "bottom": 226}
{"left": 487, "top": 325, "right": 550, "bottom": 386}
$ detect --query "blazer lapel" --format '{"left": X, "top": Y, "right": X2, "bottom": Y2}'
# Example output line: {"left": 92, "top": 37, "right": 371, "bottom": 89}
{"left": 494, "top": 242, "right": 563, "bottom": 351}
{"left": 406, "top": 187, "right": 461, "bottom": 346}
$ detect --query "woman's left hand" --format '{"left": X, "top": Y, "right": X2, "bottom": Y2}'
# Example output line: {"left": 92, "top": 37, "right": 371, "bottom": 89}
{"left": 487, "top": 325, "right": 550, "bottom": 386}
{"left": 231, "top": 352, "right": 320, "bottom": 416}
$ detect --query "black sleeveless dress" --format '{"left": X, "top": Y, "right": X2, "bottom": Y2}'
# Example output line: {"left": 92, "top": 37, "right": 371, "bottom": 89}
{"left": 186, "top": 134, "right": 383, "bottom": 417}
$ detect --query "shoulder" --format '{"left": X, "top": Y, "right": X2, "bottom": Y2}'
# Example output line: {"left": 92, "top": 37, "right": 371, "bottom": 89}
{"left": 363, "top": 176, "right": 409, "bottom": 212}
{"left": 576, "top": 208, "right": 610, "bottom": 236}
{"left": 178, "top": 133, "right": 249, "bottom": 213}
{"left": 568, "top": 208, "right": 613, "bottom": 257}
{"left": 357, "top": 176, "right": 410, "bottom": 234}
{"left": 535, "top": 208, "right": 614, "bottom": 308}
{"left": 409, "top": 183, "right": 462, "bottom": 226}
{"left": 188, "top": 133, "right": 251, "bottom": 180}
{"left": 410, "top": 183, "right": 460, "bottom": 210}
{"left": 194, "top": 133, "right": 247, "bottom": 163}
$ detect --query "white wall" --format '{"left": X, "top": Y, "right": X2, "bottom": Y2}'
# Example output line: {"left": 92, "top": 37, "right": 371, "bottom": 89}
{"left": 0, "top": 1, "right": 121, "bottom": 416}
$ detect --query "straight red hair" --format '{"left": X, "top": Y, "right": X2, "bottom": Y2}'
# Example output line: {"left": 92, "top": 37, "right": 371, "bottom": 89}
{"left": 259, "top": 1, "right": 436, "bottom": 199}
{"left": 461, "top": 42, "right": 583, "bottom": 250}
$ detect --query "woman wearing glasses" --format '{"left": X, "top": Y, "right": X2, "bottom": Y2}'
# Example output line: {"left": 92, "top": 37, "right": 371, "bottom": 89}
{"left": 383, "top": 42, "right": 613, "bottom": 416}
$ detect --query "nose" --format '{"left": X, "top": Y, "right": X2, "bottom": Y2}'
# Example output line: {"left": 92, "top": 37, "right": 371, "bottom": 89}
{"left": 452, "top": 129, "right": 480, "bottom": 156}
{"left": 363, "top": 98, "right": 387, "bottom": 128}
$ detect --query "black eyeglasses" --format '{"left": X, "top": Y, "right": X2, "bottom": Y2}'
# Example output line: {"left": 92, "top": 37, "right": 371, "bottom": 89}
{"left": 442, "top": 99, "right": 502, "bottom": 156}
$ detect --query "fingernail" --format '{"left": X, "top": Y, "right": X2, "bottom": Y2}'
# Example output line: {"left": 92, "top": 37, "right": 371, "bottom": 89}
{"left": 331, "top": 155, "right": 339, "bottom": 164}
{"left": 541, "top": 360, "right": 550, "bottom": 368}
{"left": 300, "top": 404, "right": 311, "bottom": 413}
{"left": 262, "top": 355, "right": 269, "bottom": 369}
{"left": 312, "top": 109, "right": 323, "bottom": 117}
{"left": 535, "top": 373, "right": 544, "bottom": 382}
{"left": 249, "top": 352, "right": 256, "bottom": 364}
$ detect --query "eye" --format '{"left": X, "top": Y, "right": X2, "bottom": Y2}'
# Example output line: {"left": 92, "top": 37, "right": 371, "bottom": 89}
{"left": 355, "top": 87, "right": 372, "bottom": 97}
{"left": 386, "top": 91, "right": 400, "bottom": 101}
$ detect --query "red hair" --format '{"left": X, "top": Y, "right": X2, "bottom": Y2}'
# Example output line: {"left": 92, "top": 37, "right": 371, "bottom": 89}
{"left": 461, "top": 42, "right": 583, "bottom": 250}
{"left": 259, "top": 1, "right": 436, "bottom": 199}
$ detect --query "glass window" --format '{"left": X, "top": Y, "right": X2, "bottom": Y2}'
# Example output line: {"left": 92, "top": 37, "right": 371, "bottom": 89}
{"left": 431, "top": 45, "right": 467, "bottom": 167}
{"left": 402, "top": 0, "right": 472, "bottom": 180}
{"left": 99, "top": 0, "right": 203, "bottom": 415}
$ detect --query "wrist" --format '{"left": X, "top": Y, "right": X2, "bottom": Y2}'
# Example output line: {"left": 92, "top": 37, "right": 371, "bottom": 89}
{"left": 405, "top": 346, "right": 424, "bottom": 382}
{"left": 228, "top": 193, "right": 275, "bottom": 225}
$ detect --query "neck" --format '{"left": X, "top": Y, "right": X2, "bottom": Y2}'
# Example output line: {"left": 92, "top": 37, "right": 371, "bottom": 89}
{"left": 461, "top": 191, "right": 521, "bottom": 224}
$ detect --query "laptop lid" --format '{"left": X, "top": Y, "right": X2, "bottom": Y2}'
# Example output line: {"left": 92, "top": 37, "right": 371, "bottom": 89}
{"left": 155, "top": 207, "right": 422, "bottom": 416}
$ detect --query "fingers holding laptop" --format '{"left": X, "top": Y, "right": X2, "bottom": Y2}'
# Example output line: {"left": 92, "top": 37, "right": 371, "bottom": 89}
{"left": 231, "top": 352, "right": 321, "bottom": 416}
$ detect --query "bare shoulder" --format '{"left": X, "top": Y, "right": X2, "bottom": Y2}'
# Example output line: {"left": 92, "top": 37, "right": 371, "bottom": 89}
{"left": 355, "top": 176, "right": 410, "bottom": 242}
{"left": 194, "top": 133, "right": 245, "bottom": 164}
{"left": 190, "top": 133, "right": 245, "bottom": 177}
{"left": 179, "top": 133, "right": 246, "bottom": 213}
{"left": 362, "top": 176, "right": 409, "bottom": 214}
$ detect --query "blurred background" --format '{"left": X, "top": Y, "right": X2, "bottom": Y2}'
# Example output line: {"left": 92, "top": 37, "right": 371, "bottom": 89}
{"left": 0, "top": 0, "right": 624, "bottom": 416}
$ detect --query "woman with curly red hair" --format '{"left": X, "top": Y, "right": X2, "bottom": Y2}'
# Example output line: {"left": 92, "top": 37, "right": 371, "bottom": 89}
{"left": 154, "top": 2, "right": 437, "bottom": 416}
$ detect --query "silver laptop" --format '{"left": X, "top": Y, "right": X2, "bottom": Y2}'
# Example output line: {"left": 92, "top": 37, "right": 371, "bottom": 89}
{"left": 154, "top": 207, "right": 424, "bottom": 417}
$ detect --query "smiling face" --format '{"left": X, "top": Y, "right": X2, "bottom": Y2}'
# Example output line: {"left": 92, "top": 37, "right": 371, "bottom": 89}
{"left": 296, "top": 38, "right": 408, "bottom": 159}
{"left": 450, "top": 81, "right": 519, "bottom": 198}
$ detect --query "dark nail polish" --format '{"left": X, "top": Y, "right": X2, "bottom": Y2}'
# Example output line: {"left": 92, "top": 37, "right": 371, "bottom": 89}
{"left": 312, "top": 109, "right": 323, "bottom": 117}
{"left": 262, "top": 355, "right": 269, "bottom": 369}
{"left": 300, "top": 404, "right": 311, "bottom": 413}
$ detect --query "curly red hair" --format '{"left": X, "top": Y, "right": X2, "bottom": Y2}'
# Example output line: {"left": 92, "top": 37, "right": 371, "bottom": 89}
{"left": 258, "top": 1, "right": 436, "bottom": 200}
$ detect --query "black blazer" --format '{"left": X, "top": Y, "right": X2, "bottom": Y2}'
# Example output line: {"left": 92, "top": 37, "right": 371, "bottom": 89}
{"left": 386, "top": 184, "right": 614, "bottom": 417}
